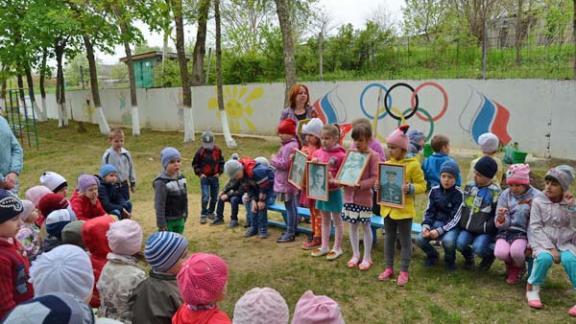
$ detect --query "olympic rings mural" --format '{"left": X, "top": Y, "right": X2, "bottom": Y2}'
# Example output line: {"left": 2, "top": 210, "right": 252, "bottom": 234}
{"left": 359, "top": 81, "right": 449, "bottom": 142}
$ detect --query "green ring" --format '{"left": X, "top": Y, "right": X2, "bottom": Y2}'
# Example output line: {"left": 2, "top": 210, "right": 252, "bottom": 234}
{"left": 397, "top": 107, "right": 435, "bottom": 142}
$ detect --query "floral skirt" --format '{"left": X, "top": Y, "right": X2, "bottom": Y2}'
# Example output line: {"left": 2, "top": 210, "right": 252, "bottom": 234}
{"left": 341, "top": 203, "right": 372, "bottom": 224}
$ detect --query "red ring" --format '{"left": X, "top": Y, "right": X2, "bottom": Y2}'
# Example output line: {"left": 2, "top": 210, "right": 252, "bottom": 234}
{"left": 410, "top": 82, "right": 448, "bottom": 122}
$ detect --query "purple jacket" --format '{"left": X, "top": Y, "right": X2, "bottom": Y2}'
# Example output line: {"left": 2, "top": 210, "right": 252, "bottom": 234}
{"left": 343, "top": 149, "right": 379, "bottom": 207}
{"left": 271, "top": 138, "right": 300, "bottom": 194}
{"left": 279, "top": 106, "right": 316, "bottom": 122}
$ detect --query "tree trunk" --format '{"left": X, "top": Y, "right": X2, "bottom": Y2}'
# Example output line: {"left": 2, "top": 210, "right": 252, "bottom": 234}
{"left": 171, "top": 0, "right": 195, "bottom": 143}
{"left": 481, "top": 12, "right": 488, "bottom": 79}
{"left": 573, "top": 0, "right": 575, "bottom": 80}
{"left": 515, "top": 0, "right": 523, "bottom": 66}
{"left": 215, "top": 0, "right": 236, "bottom": 148}
{"left": 318, "top": 31, "right": 324, "bottom": 80}
{"left": 84, "top": 35, "right": 110, "bottom": 135}
{"left": 55, "top": 39, "right": 68, "bottom": 127}
{"left": 0, "top": 80, "right": 6, "bottom": 110}
{"left": 16, "top": 74, "right": 26, "bottom": 111}
{"left": 24, "top": 65, "right": 41, "bottom": 121}
{"left": 191, "top": 0, "right": 210, "bottom": 86}
{"left": 274, "top": 0, "right": 296, "bottom": 107}
{"left": 39, "top": 47, "right": 48, "bottom": 121}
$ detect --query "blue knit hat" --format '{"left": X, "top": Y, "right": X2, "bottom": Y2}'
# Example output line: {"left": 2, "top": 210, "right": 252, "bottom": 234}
{"left": 440, "top": 160, "right": 460, "bottom": 178}
{"left": 46, "top": 209, "right": 74, "bottom": 239}
{"left": 99, "top": 164, "right": 118, "bottom": 178}
{"left": 160, "top": 147, "right": 181, "bottom": 169}
{"left": 474, "top": 156, "right": 498, "bottom": 179}
{"left": 0, "top": 189, "right": 23, "bottom": 224}
{"left": 145, "top": 231, "right": 189, "bottom": 273}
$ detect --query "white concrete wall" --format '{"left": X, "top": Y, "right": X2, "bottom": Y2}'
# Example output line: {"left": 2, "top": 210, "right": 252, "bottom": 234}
{"left": 45, "top": 79, "right": 576, "bottom": 159}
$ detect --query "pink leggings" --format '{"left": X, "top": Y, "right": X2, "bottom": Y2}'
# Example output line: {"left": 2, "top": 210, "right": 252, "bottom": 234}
{"left": 494, "top": 238, "right": 528, "bottom": 267}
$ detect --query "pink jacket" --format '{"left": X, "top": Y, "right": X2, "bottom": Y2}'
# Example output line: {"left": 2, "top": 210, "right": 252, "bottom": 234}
{"left": 271, "top": 138, "right": 300, "bottom": 194}
{"left": 312, "top": 145, "right": 346, "bottom": 191}
{"left": 343, "top": 149, "right": 379, "bottom": 207}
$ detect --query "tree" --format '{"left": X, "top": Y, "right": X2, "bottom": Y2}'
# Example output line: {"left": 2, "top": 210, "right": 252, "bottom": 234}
{"left": 274, "top": 0, "right": 296, "bottom": 107}
{"left": 573, "top": 0, "right": 575, "bottom": 79}
{"left": 215, "top": 0, "right": 237, "bottom": 147}
{"left": 221, "top": 0, "right": 276, "bottom": 53}
{"left": 191, "top": 0, "right": 210, "bottom": 86}
{"left": 403, "top": 0, "right": 448, "bottom": 41}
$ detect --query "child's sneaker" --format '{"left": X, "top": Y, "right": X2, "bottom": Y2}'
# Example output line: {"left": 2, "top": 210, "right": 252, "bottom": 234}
{"left": 397, "top": 271, "right": 409, "bottom": 287}
{"left": 424, "top": 256, "right": 437, "bottom": 267}
{"left": 445, "top": 261, "right": 457, "bottom": 272}
{"left": 208, "top": 213, "right": 216, "bottom": 220}
{"left": 200, "top": 215, "right": 208, "bottom": 224}
{"left": 326, "top": 249, "right": 343, "bottom": 261}
{"left": 259, "top": 232, "right": 269, "bottom": 239}
{"left": 463, "top": 257, "right": 474, "bottom": 270}
{"left": 211, "top": 219, "right": 224, "bottom": 225}
{"left": 303, "top": 237, "right": 321, "bottom": 250}
{"left": 526, "top": 285, "right": 543, "bottom": 309}
{"left": 378, "top": 268, "right": 394, "bottom": 281}
{"left": 228, "top": 220, "right": 239, "bottom": 228}
{"left": 311, "top": 247, "right": 329, "bottom": 257}
{"left": 479, "top": 256, "right": 495, "bottom": 271}
{"left": 244, "top": 229, "right": 257, "bottom": 238}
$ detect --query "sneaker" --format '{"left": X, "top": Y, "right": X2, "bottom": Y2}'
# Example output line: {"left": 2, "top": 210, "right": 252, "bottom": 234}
{"left": 228, "top": 220, "right": 239, "bottom": 228}
{"left": 208, "top": 213, "right": 216, "bottom": 220}
{"left": 397, "top": 271, "right": 409, "bottom": 287}
{"left": 463, "top": 258, "right": 474, "bottom": 270}
{"left": 378, "top": 268, "right": 394, "bottom": 281}
{"left": 326, "top": 249, "right": 343, "bottom": 261}
{"left": 211, "top": 219, "right": 224, "bottom": 225}
{"left": 277, "top": 233, "right": 295, "bottom": 243}
{"left": 424, "top": 256, "right": 438, "bottom": 267}
{"left": 526, "top": 285, "right": 543, "bottom": 309}
{"left": 479, "top": 256, "right": 495, "bottom": 271}
{"left": 200, "top": 217, "right": 207, "bottom": 225}
{"left": 244, "top": 229, "right": 258, "bottom": 238}
{"left": 302, "top": 237, "right": 321, "bottom": 250}
{"left": 568, "top": 305, "right": 576, "bottom": 317}
{"left": 259, "top": 232, "right": 269, "bottom": 239}
{"left": 311, "top": 248, "right": 329, "bottom": 257}
{"left": 244, "top": 223, "right": 251, "bottom": 228}
{"left": 445, "top": 261, "right": 457, "bottom": 272}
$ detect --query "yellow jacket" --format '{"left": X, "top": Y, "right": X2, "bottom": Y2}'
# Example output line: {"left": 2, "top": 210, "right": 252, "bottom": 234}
{"left": 380, "top": 156, "right": 426, "bottom": 220}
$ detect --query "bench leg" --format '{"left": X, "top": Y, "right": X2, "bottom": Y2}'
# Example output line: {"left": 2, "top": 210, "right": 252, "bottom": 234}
{"left": 371, "top": 227, "right": 378, "bottom": 249}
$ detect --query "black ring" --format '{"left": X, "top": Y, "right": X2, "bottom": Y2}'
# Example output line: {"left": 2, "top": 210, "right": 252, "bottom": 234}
{"left": 383, "top": 82, "right": 419, "bottom": 121}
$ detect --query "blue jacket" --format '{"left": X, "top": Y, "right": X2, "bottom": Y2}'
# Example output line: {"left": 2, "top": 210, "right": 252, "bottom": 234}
{"left": 422, "top": 185, "right": 463, "bottom": 235}
{"left": 448, "top": 182, "right": 501, "bottom": 234}
{"left": 97, "top": 176, "right": 130, "bottom": 213}
{"left": 422, "top": 153, "right": 461, "bottom": 189}
{"left": 0, "top": 116, "right": 23, "bottom": 182}
{"left": 248, "top": 162, "right": 275, "bottom": 202}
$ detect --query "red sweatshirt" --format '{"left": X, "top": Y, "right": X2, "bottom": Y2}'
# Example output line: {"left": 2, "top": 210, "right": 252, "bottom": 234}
{"left": 0, "top": 238, "right": 34, "bottom": 319}
{"left": 70, "top": 190, "right": 107, "bottom": 221}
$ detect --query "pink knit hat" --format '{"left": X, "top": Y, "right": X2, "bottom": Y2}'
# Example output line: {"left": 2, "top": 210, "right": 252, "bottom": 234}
{"left": 25, "top": 185, "right": 51, "bottom": 207}
{"left": 386, "top": 125, "right": 410, "bottom": 151}
{"left": 177, "top": 253, "right": 228, "bottom": 306}
{"left": 506, "top": 164, "right": 530, "bottom": 185}
{"left": 106, "top": 219, "right": 143, "bottom": 256}
{"left": 18, "top": 200, "right": 36, "bottom": 223}
{"left": 291, "top": 290, "right": 344, "bottom": 324}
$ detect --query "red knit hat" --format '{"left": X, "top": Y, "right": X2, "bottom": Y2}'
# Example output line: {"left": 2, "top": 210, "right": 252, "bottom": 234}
{"left": 278, "top": 119, "right": 297, "bottom": 136}
{"left": 38, "top": 193, "right": 69, "bottom": 218}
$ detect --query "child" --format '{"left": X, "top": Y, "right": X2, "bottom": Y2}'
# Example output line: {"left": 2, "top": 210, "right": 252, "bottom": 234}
{"left": 301, "top": 118, "right": 323, "bottom": 249}
{"left": 224, "top": 156, "right": 275, "bottom": 239}
{"left": 131, "top": 231, "right": 189, "bottom": 324}
{"left": 407, "top": 129, "right": 426, "bottom": 162}
{"left": 102, "top": 127, "right": 136, "bottom": 200}
{"left": 82, "top": 214, "right": 115, "bottom": 307}
{"left": 154, "top": 147, "right": 188, "bottom": 234}
{"left": 310, "top": 124, "right": 346, "bottom": 260}
{"left": 25, "top": 185, "right": 51, "bottom": 226}
{"left": 40, "top": 171, "right": 68, "bottom": 197}
{"left": 378, "top": 125, "right": 426, "bottom": 286}
{"left": 341, "top": 122, "right": 378, "bottom": 270}
{"left": 415, "top": 160, "right": 463, "bottom": 270}
{"left": 42, "top": 209, "right": 75, "bottom": 253}
{"left": 0, "top": 190, "right": 33, "bottom": 319}
{"left": 98, "top": 164, "right": 132, "bottom": 219}
{"left": 449, "top": 156, "right": 501, "bottom": 271}
{"left": 2, "top": 292, "right": 94, "bottom": 324}
{"left": 466, "top": 132, "right": 504, "bottom": 186}
{"left": 232, "top": 287, "right": 289, "bottom": 324}
{"left": 292, "top": 290, "right": 345, "bottom": 324}
{"left": 61, "top": 220, "right": 85, "bottom": 248}
{"left": 29, "top": 244, "right": 94, "bottom": 303}
{"left": 97, "top": 219, "right": 146, "bottom": 323}
{"left": 495, "top": 164, "right": 542, "bottom": 284}
{"left": 526, "top": 165, "right": 576, "bottom": 315}
{"left": 422, "top": 134, "right": 462, "bottom": 190}
{"left": 271, "top": 119, "right": 301, "bottom": 243}
{"left": 15, "top": 200, "right": 41, "bottom": 260}
{"left": 172, "top": 253, "right": 231, "bottom": 324}
{"left": 213, "top": 172, "right": 245, "bottom": 228}
{"left": 70, "top": 174, "right": 107, "bottom": 221}
{"left": 192, "top": 131, "right": 225, "bottom": 224}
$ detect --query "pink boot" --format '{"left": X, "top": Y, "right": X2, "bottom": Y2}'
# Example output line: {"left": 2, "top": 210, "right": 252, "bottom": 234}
{"left": 397, "top": 271, "right": 409, "bottom": 287}
{"left": 506, "top": 265, "right": 521, "bottom": 285}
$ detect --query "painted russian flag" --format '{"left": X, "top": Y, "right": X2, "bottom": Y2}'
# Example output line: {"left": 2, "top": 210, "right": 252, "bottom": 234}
{"left": 312, "top": 90, "right": 352, "bottom": 140}
{"left": 470, "top": 94, "right": 512, "bottom": 145}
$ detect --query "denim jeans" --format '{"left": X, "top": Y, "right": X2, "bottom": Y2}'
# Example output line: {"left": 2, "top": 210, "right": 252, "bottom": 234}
{"left": 201, "top": 176, "right": 219, "bottom": 215}
{"left": 246, "top": 194, "right": 275, "bottom": 235}
{"left": 283, "top": 194, "right": 298, "bottom": 235}
{"left": 415, "top": 220, "right": 460, "bottom": 264}
{"left": 456, "top": 230, "right": 494, "bottom": 260}
{"left": 215, "top": 195, "right": 241, "bottom": 221}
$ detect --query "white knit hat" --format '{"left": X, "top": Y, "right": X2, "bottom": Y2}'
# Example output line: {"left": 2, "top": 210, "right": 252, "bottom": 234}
{"left": 39, "top": 171, "right": 67, "bottom": 193}
{"left": 478, "top": 133, "right": 499, "bottom": 153}
{"left": 233, "top": 287, "right": 289, "bottom": 324}
{"left": 302, "top": 118, "right": 323, "bottom": 139}
{"left": 30, "top": 244, "right": 95, "bottom": 303}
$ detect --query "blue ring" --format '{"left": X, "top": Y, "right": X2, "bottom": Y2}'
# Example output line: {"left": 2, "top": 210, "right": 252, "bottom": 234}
{"left": 360, "top": 83, "right": 392, "bottom": 120}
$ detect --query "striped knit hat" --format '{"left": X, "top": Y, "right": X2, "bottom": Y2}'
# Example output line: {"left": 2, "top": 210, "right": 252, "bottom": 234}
{"left": 144, "top": 231, "right": 189, "bottom": 273}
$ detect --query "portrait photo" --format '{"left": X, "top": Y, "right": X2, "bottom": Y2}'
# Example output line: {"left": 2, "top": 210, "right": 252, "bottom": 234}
{"left": 336, "top": 151, "right": 368, "bottom": 186}
{"left": 307, "top": 161, "right": 329, "bottom": 201}
{"left": 288, "top": 149, "right": 307, "bottom": 190}
{"left": 377, "top": 163, "right": 405, "bottom": 208}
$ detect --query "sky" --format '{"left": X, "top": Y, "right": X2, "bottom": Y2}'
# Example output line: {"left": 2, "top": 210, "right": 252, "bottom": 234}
{"left": 97, "top": 0, "right": 405, "bottom": 65}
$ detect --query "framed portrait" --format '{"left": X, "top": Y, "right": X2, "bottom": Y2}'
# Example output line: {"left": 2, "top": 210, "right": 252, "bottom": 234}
{"left": 336, "top": 151, "right": 369, "bottom": 186}
{"left": 288, "top": 149, "right": 308, "bottom": 190}
{"left": 307, "top": 161, "right": 329, "bottom": 201}
{"left": 377, "top": 163, "right": 406, "bottom": 208}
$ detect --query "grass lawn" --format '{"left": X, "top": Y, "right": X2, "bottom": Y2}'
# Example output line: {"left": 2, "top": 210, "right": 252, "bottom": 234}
{"left": 18, "top": 121, "right": 576, "bottom": 323}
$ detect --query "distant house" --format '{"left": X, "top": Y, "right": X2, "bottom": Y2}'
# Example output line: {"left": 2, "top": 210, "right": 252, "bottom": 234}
{"left": 119, "top": 51, "right": 189, "bottom": 88}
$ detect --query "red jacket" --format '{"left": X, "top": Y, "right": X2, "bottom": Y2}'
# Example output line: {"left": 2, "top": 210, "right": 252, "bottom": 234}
{"left": 70, "top": 190, "right": 107, "bottom": 221}
{"left": 0, "top": 238, "right": 34, "bottom": 319}
{"left": 172, "top": 305, "right": 231, "bottom": 324}
{"left": 82, "top": 215, "right": 115, "bottom": 307}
